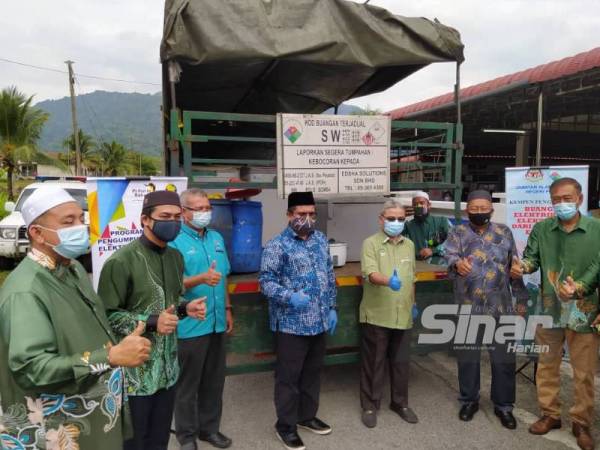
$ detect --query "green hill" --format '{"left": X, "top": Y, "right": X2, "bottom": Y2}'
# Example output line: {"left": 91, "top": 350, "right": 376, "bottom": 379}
{"left": 34, "top": 91, "right": 367, "bottom": 157}
{"left": 36, "top": 91, "right": 163, "bottom": 156}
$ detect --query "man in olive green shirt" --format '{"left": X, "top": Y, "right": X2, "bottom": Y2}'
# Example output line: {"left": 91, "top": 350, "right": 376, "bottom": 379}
{"left": 359, "top": 199, "right": 416, "bottom": 428}
{"left": 0, "top": 186, "right": 150, "bottom": 450}
{"left": 99, "top": 190, "right": 206, "bottom": 450}
{"left": 512, "top": 177, "right": 600, "bottom": 450}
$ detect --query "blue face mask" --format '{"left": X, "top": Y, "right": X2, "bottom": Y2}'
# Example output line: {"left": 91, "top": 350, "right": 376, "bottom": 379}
{"left": 190, "top": 211, "right": 211, "bottom": 229}
{"left": 151, "top": 218, "right": 181, "bottom": 242}
{"left": 553, "top": 202, "right": 578, "bottom": 221}
{"left": 39, "top": 224, "right": 90, "bottom": 259}
{"left": 384, "top": 220, "right": 405, "bottom": 237}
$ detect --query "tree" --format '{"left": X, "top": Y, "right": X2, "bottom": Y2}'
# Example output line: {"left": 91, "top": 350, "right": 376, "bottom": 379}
{"left": 62, "top": 129, "right": 97, "bottom": 174}
{"left": 125, "top": 150, "right": 159, "bottom": 176}
{"left": 0, "top": 86, "right": 49, "bottom": 199}
{"left": 351, "top": 105, "right": 382, "bottom": 116}
{"left": 97, "top": 140, "right": 133, "bottom": 176}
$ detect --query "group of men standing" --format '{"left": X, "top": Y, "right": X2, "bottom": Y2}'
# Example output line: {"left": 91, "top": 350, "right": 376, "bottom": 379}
{"left": 1, "top": 177, "right": 599, "bottom": 450}
{"left": 0, "top": 187, "right": 232, "bottom": 450}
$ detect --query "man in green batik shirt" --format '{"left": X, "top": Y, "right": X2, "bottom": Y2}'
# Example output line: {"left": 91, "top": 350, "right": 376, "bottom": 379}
{"left": 402, "top": 191, "right": 450, "bottom": 265}
{"left": 99, "top": 190, "right": 206, "bottom": 450}
{"left": 0, "top": 186, "right": 150, "bottom": 450}
{"left": 512, "top": 177, "right": 600, "bottom": 450}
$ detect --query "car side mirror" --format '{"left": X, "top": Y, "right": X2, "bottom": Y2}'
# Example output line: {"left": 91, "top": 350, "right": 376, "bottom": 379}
{"left": 4, "top": 201, "right": 15, "bottom": 213}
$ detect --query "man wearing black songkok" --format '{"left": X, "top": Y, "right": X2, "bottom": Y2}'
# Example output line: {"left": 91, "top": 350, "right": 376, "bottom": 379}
{"left": 99, "top": 190, "right": 207, "bottom": 450}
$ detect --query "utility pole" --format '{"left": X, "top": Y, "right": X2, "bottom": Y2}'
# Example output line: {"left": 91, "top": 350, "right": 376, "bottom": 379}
{"left": 65, "top": 60, "right": 81, "bottom": 176}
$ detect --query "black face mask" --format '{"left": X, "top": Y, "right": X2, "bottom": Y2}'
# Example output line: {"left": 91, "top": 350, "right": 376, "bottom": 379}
{"left": 150, "top": 218, "right": 182, "bottom": 242}
{"left": 414, "top": 205, "right": 428, "bottom": 220}
{"left": 469, "top": 212, "right": 492, "bottom": 227}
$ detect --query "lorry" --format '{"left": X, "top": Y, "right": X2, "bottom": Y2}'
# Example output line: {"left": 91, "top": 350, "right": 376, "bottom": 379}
{"left": 159, "top": 0, "right": 465, "bottom": 374}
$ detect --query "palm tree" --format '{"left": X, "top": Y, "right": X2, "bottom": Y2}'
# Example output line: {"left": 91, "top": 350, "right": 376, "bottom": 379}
{"left": 0, "top": 86, "right": 49, "bottom": 199}
{"left": 98, "top": 140, "right": 133, "bottom": 176}
{"left": 62, "top": 129, "right": 97, "bottom": 174}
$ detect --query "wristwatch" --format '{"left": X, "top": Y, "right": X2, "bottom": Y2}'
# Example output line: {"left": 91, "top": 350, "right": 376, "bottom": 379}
{"left": 226, "top": 305, "right": 234, "bottom": 314}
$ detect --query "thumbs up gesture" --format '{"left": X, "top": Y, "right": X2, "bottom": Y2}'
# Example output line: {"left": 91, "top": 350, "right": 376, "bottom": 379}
{"left": 559, "top": 276, "right": 577, "bottom": 301}
{"left": 157, "top": 305, "right": 179, "bottom": 335}
{"left": 186, "top": 297, "right": 207, "bottom": 320}
{"left": 388, "top": 269, "right": 402, "bottom": 291}
{"left": 456, "top": 255, "right": 474, "bottom": 277}
{"left": 510, "top": 256, "right": 524, "bottom": 279}
{"left": 108, "top": 321, "right": 152, "bottom": 368}
{"left": 203, "top": 260, "right": 222, "bottom": 286}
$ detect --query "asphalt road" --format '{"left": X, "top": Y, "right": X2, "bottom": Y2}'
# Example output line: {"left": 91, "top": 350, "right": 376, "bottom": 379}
{"left": 168, "top": 351, "right": 597, "bottom": 450}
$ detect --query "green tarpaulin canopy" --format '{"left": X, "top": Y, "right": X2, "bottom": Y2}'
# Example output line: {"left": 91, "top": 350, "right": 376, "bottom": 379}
{"left": 161, "top": 0, "right": 464, "bottom": 114}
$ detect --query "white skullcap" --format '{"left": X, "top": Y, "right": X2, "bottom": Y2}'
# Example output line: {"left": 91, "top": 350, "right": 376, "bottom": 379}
{"left": 22, "top": 186, "right": 78, "bottom": 227}
{"left": 413, "top": 191, "right": 430, "bottom": 200}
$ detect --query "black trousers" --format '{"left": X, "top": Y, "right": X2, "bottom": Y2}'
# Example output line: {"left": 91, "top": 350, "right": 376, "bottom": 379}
{"left": 274, "top": 331, "right": 327, "bottom": 433}
{"left": 124, "top": 386, "right": 176, "bottom": 450}
{"left": 175, "top": 332, "right": 226, "bottom": 445}
{"left": 456, "top": 324, "right": 516, "bottom": 412}
{"left": 360, "top": 323, "right": 411, "bottom": 411}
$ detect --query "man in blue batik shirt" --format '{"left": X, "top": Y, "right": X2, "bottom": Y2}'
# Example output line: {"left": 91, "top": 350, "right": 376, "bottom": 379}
{"left": 169, "top": 188, "right": 233, "bottom": 450}
{"left": 260, "top": 191, "right": 337, "bottom": 450}
{"left": 444, "top": 190, "right": 529, "bottom": 430}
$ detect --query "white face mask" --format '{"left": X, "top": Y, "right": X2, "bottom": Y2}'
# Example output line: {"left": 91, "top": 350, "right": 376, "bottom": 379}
{"left": 190, "top": 211, "right": 212, "bottom": 229}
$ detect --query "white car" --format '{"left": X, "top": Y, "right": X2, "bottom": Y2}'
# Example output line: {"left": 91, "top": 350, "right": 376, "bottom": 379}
{"left": 0, "top": 180, "right": 89, "bottom": 269}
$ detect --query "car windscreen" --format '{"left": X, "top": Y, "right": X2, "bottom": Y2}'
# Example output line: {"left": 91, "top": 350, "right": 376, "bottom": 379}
{"left": 15, "top": 187, "right": 88, "bottom": 212}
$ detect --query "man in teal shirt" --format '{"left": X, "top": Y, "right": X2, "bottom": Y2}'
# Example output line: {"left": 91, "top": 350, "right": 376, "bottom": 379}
{"left": 169, "top": 188, "right": 233, "bottom": 450}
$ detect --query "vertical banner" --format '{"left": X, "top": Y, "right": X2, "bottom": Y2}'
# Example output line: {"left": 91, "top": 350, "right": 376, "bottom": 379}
{"left": 505, "top": 165, "right": 589, "bottom": 290}
{"left": 87, "top": 176, "right": 188, "bottom": 289}
{"left": 276, "top": 113, "right": 391, "bottom": 198}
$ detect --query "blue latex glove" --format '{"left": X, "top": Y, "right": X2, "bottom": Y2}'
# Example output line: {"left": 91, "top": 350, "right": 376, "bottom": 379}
{"left": 328, "top": 309, "right": 338, "bottom": 335}
{"left": 412, "top": 303, "right": 419, "bottom": 320}
{"left": 388, "top": 269, "right": 402, "bottom": 291}
{"left": 290, "top": 290, "right": 310, "bottom": 309}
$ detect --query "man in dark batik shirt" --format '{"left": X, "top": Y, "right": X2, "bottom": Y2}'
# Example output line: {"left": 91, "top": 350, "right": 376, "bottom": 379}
{"left": 444, "top": 190, "right": 529, "bottom": 429}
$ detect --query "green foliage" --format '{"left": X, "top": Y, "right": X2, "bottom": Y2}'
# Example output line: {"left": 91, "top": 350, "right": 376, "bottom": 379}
{"left": 350, "top": 104, "right": 382, "bottom": 115}
{"left": 0, "top": 190, "right": 8, "bottom": 220}
{"left": 0, "top": 86, "right": 50, "bottom": 199}
{"left": 36, "top": 91, "right": 162, "bottom": 156}
{"left": 97, "top": 140, "right": 132, "bottom": 176}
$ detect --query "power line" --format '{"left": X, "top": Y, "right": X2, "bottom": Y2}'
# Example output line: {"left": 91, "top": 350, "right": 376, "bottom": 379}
{"left": 0, "top": 57, "right": 160, "bottom": 86}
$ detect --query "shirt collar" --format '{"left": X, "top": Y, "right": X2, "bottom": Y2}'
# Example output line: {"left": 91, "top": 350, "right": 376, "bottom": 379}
{"left": 468, "top": 221, "right": 493, "bottom": 235}
{"left": 182, "top": 223, "right": 206, "bottom": 240}
{"left": 28, "top": 247, "right": 60, "bottom": 270}
{"left": 550, "top": 213, "right": 588, "bottom": 232}
{"left": 379, "top": 230, "right": 405, "bottom": 245}
{"left": 284, "top": 225, "right": 315, "bottom": 241}
{"left": 140, "top": 234, "right": 167, "bottom": 254}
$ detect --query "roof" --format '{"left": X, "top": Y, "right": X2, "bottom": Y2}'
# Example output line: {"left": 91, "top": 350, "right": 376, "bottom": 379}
{"left": 161, "top": 0, "right": 464, "bottom": 115}
{"left": 389, "top": 47, "right": 600, "bottom": 119}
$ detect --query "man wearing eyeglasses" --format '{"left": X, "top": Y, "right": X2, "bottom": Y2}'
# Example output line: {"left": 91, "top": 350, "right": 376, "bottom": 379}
{"left": 260, "top": 191, "right": 337, "bottom": 450}
{"left": 444, "top": 190, "right": 528, "bottom": 429}
{"left": 359, "top": 199, "right": 417, "bottom": 428}
{"left": 168, "top": 188, "right": 233, "bottom": 450}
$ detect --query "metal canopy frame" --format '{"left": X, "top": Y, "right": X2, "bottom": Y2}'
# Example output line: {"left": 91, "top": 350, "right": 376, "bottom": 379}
{"left": 168, "top": 110, "right": 463, "bottom": 219}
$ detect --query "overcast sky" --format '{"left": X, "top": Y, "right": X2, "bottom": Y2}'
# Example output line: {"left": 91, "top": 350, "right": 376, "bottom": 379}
{"left": 1, "top": 0, "right": 598, "bottom": 112}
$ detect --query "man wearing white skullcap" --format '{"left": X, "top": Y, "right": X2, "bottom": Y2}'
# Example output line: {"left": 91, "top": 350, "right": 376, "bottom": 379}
{"left": 402, "top": 191, "right": 451, "bottom": 265}
{"left": 0, "top": 185, "right": 151, "bottom": 449}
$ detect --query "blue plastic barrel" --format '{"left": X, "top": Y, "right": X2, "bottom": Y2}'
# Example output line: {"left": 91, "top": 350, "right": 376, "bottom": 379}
{"left": 209, "top": 199, "right": 233, "bottom": 257}
{"left": 230, "top": 200, "right": 263, "bottom": 273}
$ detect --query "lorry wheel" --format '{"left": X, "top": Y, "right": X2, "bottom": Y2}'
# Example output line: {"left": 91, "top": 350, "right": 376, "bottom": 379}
{"left": 0, "top": 257, "right": 15, "bottom": 270}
